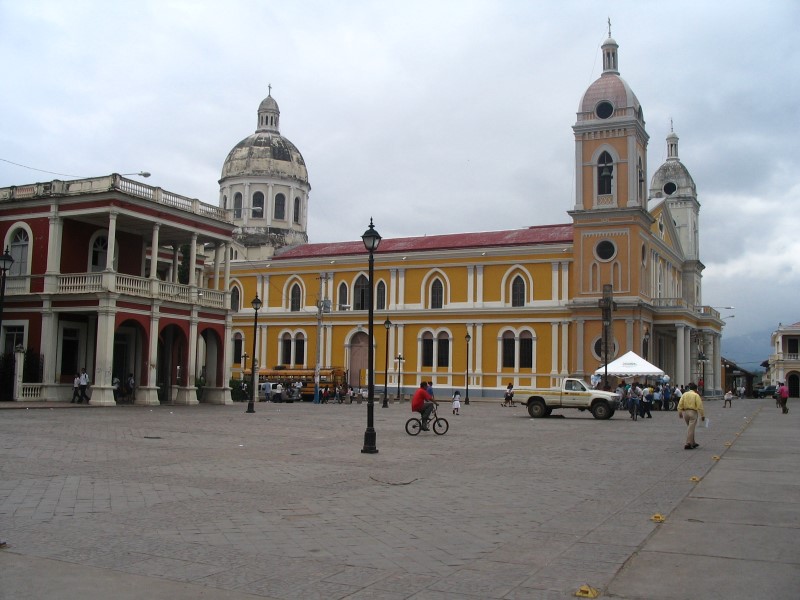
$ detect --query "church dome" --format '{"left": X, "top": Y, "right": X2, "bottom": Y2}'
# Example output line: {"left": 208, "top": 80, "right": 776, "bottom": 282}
{"left": 649, "top": 131, "right": 696, "bottom": 199}
{"left": 220, "top": 91, "right": 309, "bottom": 185}
{"left": 576, "top": 35, "right": 643, "bottom": 124}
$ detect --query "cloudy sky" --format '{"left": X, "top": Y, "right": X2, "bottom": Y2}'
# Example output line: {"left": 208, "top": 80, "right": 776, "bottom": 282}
{"left": 1, "top": 0, "right": 797, "bottom": 364}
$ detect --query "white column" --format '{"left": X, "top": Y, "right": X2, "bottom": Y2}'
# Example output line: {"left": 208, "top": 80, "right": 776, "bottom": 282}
{"left": 561, "top": 262, "right": 569, "bottom": 302}
{"left": 684, "top": 329, "right": 692, "bottom": 386}
{"left": 187, "top": 233, "right": 197, "bottom": 287}
{"left": 576, "top": 319, "right": 585, "bottom": 373}
{"left": 560, "top": 320, "right": 569, "bottom": 375}
{"left": 676, "top": 324, "right": 685, "bottom": 385}
{"left": 397, "top": 268, "right": 406, "bottom": 310}
{"left": 550, "top": 321, "right": 559, "bottom": 377}
{"left": 476, "top": 265, "right": 484, "bottom": 307}
{"left": 149, "top": 223, "right": 160, "bottom": 282}
{"left": 551, "top": 262, "right": 559, "bottom": 301}
{"left": 91, "top": 298, "right": 117, "bottom": 405}
{"left": 105, "top": 212, "right": 118, "bottom": 271}
{"left": 44, "top": 214, "right": 62, "bottom": 293}
{"left": 467, "top": 265, "right": 474, "bottom": 306}
{"left": 267, "top": 183, "right": 274, "bottom": 225}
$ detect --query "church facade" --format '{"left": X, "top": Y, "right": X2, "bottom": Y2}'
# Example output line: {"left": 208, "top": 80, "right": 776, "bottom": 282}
{"left": 220, "top": 34, "right": 725, "bottom": 401}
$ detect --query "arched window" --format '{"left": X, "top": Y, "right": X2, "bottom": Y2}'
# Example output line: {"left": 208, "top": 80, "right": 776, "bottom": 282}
{"left": 511, "top": 276, "right": 525, "bottom": 307}
{"left": 519, "top": 331, "right": 534, "bottom": 369}
{"left": 354, "top": 274, "right": 369, "bottom": 310}
{"left": 597, "top": 151, "right": 613, "bottom": 196}
{"left": 431, "top": 279, "right": 443, "bottom": 309}
{"left": 252, "top": 192, "right": 264, "bottom": 218}
{"left": 234, "top": 192, "right": 243, "bottom": 219}
{"left": 90, "top": 234, "right": 112, "bottom": 272}
{"left": 437, "top": 332, "right": 450, "bottom": 367}
{"left": 637, "top": 157, "right": 644, "bottom": 202}
{"left": 233, "top": 333, "right": 243, "bottom": 363}
{"left": 501, "top": 331, "right": 516, "bottom": 368}
{"left": 274, "top": 193, "right": 286, "bottom": 220}
{"left": 294, "top": 333, "right": 305, "bottom": 364}
{"left": 281, "top": 333, "right": 292, "bottom": 365}
{"left": 230, "top": 286, "right": 241, "bottom": 312}
{"left": 290, "top": 283, "right": 302, "bottom": 312}
{"left": 338, "top": 282, "right": 348, "bottom": 310}
{"left": 421, "top": 332, "right": 434, "bottom": 367}
{"left": 376, "top": 281, "right": 386, "bottom": 310}
{"left": 9, "top": 228, "right": 29, "bottom": 277}
{"left": 293, "top": 197, "right": 301, "bottom": 223}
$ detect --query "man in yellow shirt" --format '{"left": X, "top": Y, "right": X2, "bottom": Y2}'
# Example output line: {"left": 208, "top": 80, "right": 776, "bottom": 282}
{"left": 677, "top": 382, "right": 705, "bottom": 449}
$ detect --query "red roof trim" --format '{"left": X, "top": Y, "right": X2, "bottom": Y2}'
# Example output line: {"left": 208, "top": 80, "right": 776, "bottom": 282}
{"left": 273, "top": 224, "right": 573, "bottom": 260}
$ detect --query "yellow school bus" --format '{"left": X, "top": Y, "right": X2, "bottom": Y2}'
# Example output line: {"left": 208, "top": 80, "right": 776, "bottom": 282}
{"left": 257, "top": 367, "right": 347, "bottom": 401}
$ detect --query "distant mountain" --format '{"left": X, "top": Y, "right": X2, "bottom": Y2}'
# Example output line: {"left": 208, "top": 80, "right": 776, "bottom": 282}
{"left": 721, "top": 329, "right": 772, "bottom": 372}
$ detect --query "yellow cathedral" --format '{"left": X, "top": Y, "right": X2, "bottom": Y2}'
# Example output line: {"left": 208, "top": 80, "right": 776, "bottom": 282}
{"left": 213, "top": 35, "right": 725, "bottom": 401}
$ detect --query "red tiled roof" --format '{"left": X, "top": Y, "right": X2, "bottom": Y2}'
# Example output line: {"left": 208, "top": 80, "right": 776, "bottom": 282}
{"left": 273, "top": 224, "right": 573, "bottom": 260}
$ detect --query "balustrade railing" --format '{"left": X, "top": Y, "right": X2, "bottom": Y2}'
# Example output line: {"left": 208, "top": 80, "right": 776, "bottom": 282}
{"left": 30, "top": 273, "right": 228, "bottom": 308}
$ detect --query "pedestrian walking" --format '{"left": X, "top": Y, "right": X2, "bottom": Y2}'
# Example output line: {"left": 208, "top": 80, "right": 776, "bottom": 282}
{"left": 778, "top": 382, "right": 789, "bottom": 414}
{"left": 677, "top": 382, "right": 705, "bottom": 449}
{"left": 723, "top": 390, "right": 733, "bottom": 408}
{"left": 502, "top": 383, "right": 514, "bottom": 407}
{"left": 78, "top": 368, "right": 90, "bottom": 403}
{"left": 452, "top": 390, "right": 461, "bottom": 415}
{"left": 71, "top": 373, "right": 81, "bottom": 403}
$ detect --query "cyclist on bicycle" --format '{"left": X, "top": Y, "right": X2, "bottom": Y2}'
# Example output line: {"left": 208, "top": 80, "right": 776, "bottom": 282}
{"left": 411, "top": 381, "right": 435, "bottom": 430}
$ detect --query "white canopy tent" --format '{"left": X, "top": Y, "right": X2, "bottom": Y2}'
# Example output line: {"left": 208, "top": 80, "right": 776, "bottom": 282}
{"left": 594, "top": 351, "right": 665, "bottom": 378}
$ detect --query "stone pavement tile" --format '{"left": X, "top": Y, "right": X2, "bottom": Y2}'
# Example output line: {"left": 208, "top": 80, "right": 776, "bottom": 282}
{"left": 321, "top": 565, "right": 395, "bottom": 587}
{"left": 427, "top": 566, "right": 524, "bottom": 597}
{"left": 673, "top": 496, "right": 800, "bottom": 528}
{"left": 607, "top": 551, "right": 800, "bottom": 600}
{"left": 367, "top": 571, "right": 438, "bottom": 594}
{"left": 0, "top": 552, "right": 267, "bottom": 600}
{"left": 121, "top": 555, "right": 230, "bottom": 582}
{"left": 690, "top": 467, "right": 800, "bottom": 503}
{"left": 641, "top": 520, "right": 800, "bottom": 563}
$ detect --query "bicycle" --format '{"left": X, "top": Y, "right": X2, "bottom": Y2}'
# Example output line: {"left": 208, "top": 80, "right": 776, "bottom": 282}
{"left": 405, "top": 403, "right": 449, "bottom": 435}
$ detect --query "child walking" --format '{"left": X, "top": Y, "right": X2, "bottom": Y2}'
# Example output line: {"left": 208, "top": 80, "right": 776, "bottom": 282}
{"left": 452, "top": 390, "right": 462, "bottom": 415}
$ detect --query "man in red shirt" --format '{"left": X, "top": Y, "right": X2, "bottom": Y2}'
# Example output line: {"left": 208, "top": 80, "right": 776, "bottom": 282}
{"left": 411, "top": 382, "right": 434, "bottom": 430}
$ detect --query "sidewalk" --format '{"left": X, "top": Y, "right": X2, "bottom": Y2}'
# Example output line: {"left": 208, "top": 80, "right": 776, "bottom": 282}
{"left": 606, "top": 402, "right": 800, "bottom": 599}
{"left": 0, "top": 398, "right": 797, "bottom": 599}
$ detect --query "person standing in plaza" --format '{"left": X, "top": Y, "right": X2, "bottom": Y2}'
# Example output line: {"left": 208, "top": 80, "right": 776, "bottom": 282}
{"left": 71, "top": 373, "right": 81, "bottom": 403}
{"left": 452, "top": 390, "right": 461, "bottom": 415}
{"left": 677, "top": 382, "right": 705, "bottom": 449}
{"left": 723, "top": 389, "right": 733, "bottom": 408}
{"left": 78, "top": 367, "right": 90, "bottom": 403}
{"left": 778, "top": 382, "right": 789, "bottom": 414}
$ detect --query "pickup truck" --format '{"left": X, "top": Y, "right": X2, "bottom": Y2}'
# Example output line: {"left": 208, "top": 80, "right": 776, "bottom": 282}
{"left": 515, "top": 378, "right": 619, "bottom": 420}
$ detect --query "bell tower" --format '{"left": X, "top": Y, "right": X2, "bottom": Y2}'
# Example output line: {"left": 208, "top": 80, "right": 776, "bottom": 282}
{"left": 569, "top": 32, "right": 654, "bottom": 301}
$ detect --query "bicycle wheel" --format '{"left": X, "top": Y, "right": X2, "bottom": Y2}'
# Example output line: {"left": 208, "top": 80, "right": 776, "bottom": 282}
{"left": 405, "top": 418, "right": 422, "bottom": 435}
{"left": 432, "top": 417, "right": 449, "bottom": 435}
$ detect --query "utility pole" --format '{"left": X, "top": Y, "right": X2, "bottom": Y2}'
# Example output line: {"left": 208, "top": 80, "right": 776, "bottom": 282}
{"left": 598, "top": 284, "right": 617, "bottom": 389}
{"left": 314, "top": 274, "right": 330, "bottom": 403}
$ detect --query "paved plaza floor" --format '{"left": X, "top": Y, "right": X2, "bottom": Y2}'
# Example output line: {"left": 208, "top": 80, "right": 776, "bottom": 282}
{"left": 0, "top": 397, "right": 797, "bottom": 599}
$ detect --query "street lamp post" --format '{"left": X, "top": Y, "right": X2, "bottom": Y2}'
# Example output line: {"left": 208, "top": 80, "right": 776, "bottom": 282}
{"left": 0, "top": 247, "right": 15, "bottom": 349}
{"left": 361, "top": 218, "right": 381, "bottom": 454}
{"left": 382, "top": 318, "right": 391, "bottom": 408}
{"left": 465, "top": 332, "right": 471, "bottom": 405}
{"left": 396, "top": 354, "right": 404, "bottom": 402}
{"left": 246, "top": 295, "right": 262, "bottom": 414}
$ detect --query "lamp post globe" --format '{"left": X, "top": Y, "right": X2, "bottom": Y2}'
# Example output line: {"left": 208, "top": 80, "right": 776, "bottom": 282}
{"left": 247, "top": 295, "right": 262, "bottom": 414}
{"left": 361, "top": 218, "right": 381, "bottom": 453}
